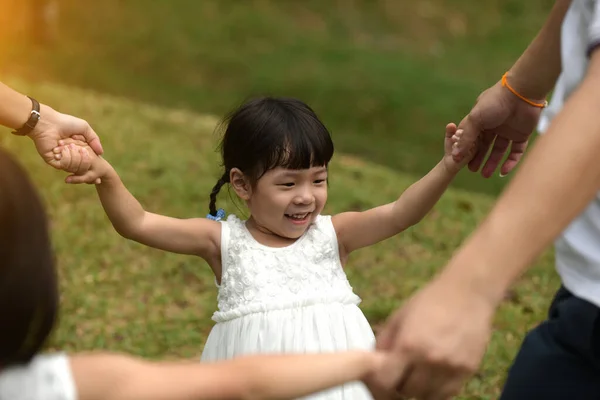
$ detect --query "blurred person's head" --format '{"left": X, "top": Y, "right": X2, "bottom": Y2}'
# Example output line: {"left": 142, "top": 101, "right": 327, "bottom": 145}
{"left": 0, "top": 147, "right": 58, "bottom": 367}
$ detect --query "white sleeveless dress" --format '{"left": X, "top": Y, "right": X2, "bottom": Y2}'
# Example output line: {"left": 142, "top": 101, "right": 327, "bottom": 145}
{"left": 0, "top": 353, "right": 76, "bottom": 400}
{"left": 201, "top": 214, "right": 375, "bottom": 399}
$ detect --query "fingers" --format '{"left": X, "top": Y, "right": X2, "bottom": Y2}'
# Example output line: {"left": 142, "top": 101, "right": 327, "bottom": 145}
{"left": 60, "top": 145, "right": 91, "bottom": 176}
{"left": 395, "top": 364, "right": 427, "bottom": 399}
{"left": 450, "top": 129, "right": 463, "bottom": 151}
{"left": 52, "top": 142, "right": 96, "bottom": 179}
{"left": 71, "top": 134, "right": 86, "bottom": 142}
{"left": 481, "top": 136, "right": 510, "bottom": 178}
{"left": 74, "top": 146, "right": 92, "bottom": 176}
{"left": 445, "top": 122, "right": 457, "bottom": 138}
{"left": 54, "top": 144, "right": 71, "bottom": 170}
{"left": 397, "top": 365, "right": 463, "bottom": 400}
{"left": 500, "top": 140, "right": 528, "bottom": 176}
{"left": 467, "top": 131, "right": 494, "bottom": 173}
{"left": 375, "top": 318, "right": 411, "bottom": 391}
{"left": 63, "top": 144, "right": 78, "bottom": 172}
{"left": 82, "top": 123, "right": 104, "bottom": 155}
{"left": 57, "top": 115, "right": 103, "bottom": 155}
{"left": 53, "top": 139, "right": 86, "bottom": 164}
{"left": 453, "top": 113, "right": 481, "bottom": 163}
{"left": 65, "top": 172, "right": 102, "bottom": 185}
{"left": 376, "top": 309, "right": 404, "bottom": 351}
{"left": 69, "top": 144, "right": 86, "bottom": 174}
{"left": 58, "top": 138, "right": 88, "bottom": 147}
{"left": 51, "top": 135, "right": 102, "bottom": 184}
{"left": 56, "top": 143, "right": 79, "bottom": 173}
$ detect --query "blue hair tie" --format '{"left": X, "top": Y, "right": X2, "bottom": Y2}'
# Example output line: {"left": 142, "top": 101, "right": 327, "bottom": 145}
{"left": 207, "top": 208, "right": 226, "bottom": 221}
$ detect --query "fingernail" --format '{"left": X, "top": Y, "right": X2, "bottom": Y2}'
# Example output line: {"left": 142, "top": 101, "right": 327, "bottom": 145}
{"left": 456, "top": 129, "right": 463, "bottom": 135}
{"left": 499, "top": 173, "right": 507, "bottom": 178}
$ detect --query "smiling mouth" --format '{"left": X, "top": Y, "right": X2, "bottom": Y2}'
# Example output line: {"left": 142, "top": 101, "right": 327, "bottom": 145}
{"left": 285, "top": 212, "right": 311, "bottom": 221}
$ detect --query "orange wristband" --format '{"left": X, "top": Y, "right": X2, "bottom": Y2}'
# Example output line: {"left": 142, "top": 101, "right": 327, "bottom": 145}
{"left": 501, "top": 72, "right": 548, "bottom": 108}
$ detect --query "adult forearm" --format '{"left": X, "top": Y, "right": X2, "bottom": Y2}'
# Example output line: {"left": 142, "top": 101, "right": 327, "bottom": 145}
{"left": 0, "top": 82, "right": 32, "bottom": 130}
{"left": 507, "top": 0, "right": 572, "bottom": 99}
{"left": 442, "top": 64, "right": 600, "bottom": 305}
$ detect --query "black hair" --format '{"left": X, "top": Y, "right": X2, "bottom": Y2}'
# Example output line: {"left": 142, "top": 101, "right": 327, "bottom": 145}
{"left": 208, "top": 96, "right": 334, "bottom": 216}
{"left": 0, "top": 147, "right": 58, "bottom": 367}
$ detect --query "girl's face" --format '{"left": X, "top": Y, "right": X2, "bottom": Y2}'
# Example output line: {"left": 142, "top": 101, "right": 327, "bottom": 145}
{"left": 234, "top": 165, "right": 328, "bottom": 241}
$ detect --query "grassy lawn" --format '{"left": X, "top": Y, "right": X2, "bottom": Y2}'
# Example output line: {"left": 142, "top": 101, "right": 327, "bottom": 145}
{"left": 1, "top": 77, "right": 560, "bottom": 399}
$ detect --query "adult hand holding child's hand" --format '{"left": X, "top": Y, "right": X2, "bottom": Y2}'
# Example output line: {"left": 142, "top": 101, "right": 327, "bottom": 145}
{"left": 52, "top": 137, "right": 103, "bottom": 184}
{"left": 452, "top": 77, "right": 545, "bottom": 178}
{"left": 373, "top": 271, "right": 497, "bottom": 400}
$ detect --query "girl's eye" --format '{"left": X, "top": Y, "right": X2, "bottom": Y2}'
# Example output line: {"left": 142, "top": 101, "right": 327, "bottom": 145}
{"left": 278, "top": 183, "right": 295, "bottom": 187}
{"left": 314, "top": 179, "right": 325, "bottom": 184}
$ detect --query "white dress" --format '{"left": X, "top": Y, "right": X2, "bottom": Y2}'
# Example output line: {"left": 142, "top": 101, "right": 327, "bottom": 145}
{"left": 0, "top": 353, "right": 76, "bottom": 400}
{"left": 201, "top": 214, "right": 375, "bottom": 399}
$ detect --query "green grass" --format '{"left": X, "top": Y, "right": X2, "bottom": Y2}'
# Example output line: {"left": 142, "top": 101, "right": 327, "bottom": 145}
{"left": 0, "top": 77, "right": 560, "bottom": 399}
{"left": 0, "top": 0, "right": 554, "bottom": 197}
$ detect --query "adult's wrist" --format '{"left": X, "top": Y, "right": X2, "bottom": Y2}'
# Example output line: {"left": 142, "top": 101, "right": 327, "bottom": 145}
{"left": 3, "top": 93, "right": 34, "bottom": 131}
{"left": 438, "top": 222, "right": 515, "bottom": 309}
{"left": 504, "top": 69, "right": 551, "bottom": 103}
{"left": 10, "top": 96, "right": 42, "bottom": 136}
{"left": 28, "top": 104, "right": 60, "bottom": 139}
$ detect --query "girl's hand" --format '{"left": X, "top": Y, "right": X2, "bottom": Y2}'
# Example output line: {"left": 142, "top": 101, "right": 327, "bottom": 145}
{"left": 363, "top": 352, "right": 405, "bottom": 400}
{"left": 443, "top": 122, "right": 477, "bottom": 174}
{"left": 53, "top": 137, "right": 107, "bottom": 184}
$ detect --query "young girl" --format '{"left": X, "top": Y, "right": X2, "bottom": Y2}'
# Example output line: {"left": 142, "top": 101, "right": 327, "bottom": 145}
{"left": 0, "top": 145, "right": 388, "bottom": 400}
{"left": 55, "top": 96, "right": 474, "bottom": 399}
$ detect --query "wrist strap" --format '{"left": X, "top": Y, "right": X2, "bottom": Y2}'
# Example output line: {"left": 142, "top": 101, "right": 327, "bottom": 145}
{"left": 12, "top": 96, "right": 41, "bottom": 136}
{"left": 501, "top": 72, "right": 548, "bottom": 108}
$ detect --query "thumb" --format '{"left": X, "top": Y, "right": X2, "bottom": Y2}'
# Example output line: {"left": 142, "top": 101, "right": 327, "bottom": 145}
{"left": 457, "top": 112, "right": 492, "bottom": 172}
{"left": 65, "top": 171, "right": 100, "bottom": 185}
{"left": 82, "top": 124, "right": 104, "bottom": 156}
{"left": 66, "top": 122, "right": 104, "bottom": 155}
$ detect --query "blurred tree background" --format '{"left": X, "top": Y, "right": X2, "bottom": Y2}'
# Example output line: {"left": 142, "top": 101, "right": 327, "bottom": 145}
{"left": 0, "top": 0, "right": 553, "bottom": 195}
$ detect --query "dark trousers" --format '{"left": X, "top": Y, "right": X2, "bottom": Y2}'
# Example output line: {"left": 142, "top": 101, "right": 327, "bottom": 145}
{"left": 499, "top": 286, "right": 600, "bottom": 399}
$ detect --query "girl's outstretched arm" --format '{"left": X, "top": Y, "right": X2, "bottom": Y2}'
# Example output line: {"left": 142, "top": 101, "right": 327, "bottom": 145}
{"left": 54, "top": 140, "right": 221, "bottom": 267}
{"left": 71, "top": 350, "right": 383, "bottom": 400}
{"left": 332, "top": 123, "right": 472, "bottom": 258}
